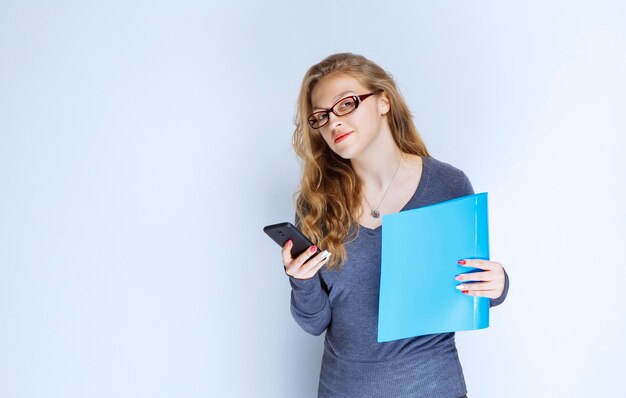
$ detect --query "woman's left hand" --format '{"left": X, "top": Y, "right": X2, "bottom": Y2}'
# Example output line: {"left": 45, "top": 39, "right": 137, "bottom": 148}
{"left": 455, "top": 259, "right": 505, "bottom": 299}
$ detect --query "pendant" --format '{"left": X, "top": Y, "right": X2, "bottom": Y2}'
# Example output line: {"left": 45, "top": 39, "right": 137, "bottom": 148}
{"left": 371, "top": 209, "right": 380, "bottom": 218}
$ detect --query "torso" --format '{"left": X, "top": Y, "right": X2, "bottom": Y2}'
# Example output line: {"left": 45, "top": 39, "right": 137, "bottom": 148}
{"left": 357, "top": 154, "right": 423, "bottom": 230}
{"left": 312, "top": 155, "right": 470, "bottom": 396}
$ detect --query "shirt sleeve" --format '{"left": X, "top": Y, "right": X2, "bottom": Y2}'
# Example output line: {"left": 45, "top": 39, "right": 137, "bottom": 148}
{"left": 461, "top": 172, "right": 510, "bottom": 308}
{"left": 287, "top": 212, "right": 331, "bottom": 336}
{"left": 461, "top": 171, "right": 475, "bottom": 197}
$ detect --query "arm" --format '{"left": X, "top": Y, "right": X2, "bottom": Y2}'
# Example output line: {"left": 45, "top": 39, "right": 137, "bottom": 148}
{"left": 289, "top": 274, "right": 331, "bottom": 336}
{"left": 286, "top": 213, "right": 332, "bottom": 336}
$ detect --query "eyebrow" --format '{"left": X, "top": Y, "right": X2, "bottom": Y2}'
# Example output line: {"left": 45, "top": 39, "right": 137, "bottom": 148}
{"left": 312, "top": 91, "right": 355, "bottom": 111}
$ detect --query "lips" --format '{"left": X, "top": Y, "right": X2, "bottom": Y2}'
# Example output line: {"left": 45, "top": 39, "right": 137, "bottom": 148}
{"left": 334, "top": 131, "right": 352, "bottom": 143}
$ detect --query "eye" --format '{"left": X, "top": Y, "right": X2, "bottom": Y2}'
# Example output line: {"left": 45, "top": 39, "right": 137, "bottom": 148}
{"left": 338, "top": 99, "right": 354, "bottom": 110}
{"left": 317, "top": 113, "right": 328, "bottom": 121}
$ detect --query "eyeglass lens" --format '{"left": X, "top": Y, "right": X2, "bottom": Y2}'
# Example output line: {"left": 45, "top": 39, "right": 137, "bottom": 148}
{"left": 309, "top": 97, "right": 358, "bottom": 128}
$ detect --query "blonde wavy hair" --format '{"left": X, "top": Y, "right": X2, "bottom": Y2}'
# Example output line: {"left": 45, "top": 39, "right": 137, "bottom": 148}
{"left": 292, "top": 52, "right": 430, "bottom": 270}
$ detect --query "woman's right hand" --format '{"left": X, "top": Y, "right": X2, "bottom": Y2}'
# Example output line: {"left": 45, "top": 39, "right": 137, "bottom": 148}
{"left": 282, "top": 240, "right": 331, "bottom": 280}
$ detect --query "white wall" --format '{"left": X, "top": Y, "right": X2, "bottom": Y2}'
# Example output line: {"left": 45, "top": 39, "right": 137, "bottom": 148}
{"left": 1, "top": 1, "right": 624, "bottom": 397}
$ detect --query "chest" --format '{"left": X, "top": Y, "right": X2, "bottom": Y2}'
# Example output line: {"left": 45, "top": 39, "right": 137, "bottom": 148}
{"left": 357, "top": 165, "right": 423, "bottom": 230}
{"left": 321, "top": 232, "right": 383, "bottom": 301}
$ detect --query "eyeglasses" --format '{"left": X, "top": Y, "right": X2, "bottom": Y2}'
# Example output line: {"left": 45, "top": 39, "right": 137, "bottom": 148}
{"left": 307, "top": 91, "right": 382, "bottom": 129}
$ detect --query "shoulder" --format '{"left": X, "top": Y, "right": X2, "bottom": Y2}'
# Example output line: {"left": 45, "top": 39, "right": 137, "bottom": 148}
{"left": 422, "top": 156, "right": 474, "bottom": 198}
{"left": 424, "top": 156, "right": 469, "bottom": 181}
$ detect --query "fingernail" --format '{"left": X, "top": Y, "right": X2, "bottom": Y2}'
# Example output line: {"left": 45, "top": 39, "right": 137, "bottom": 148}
{"left": 456, "top": 285, "right": 466, "bottom": 290}
{"left": 462, "top": 290, "right": 469, "bottom": 294}
{"left": 458, "top": 260, "right": 466, "bottom": 265}
{"left": 310, "top": 245, "right": 317, "bottom": 253}
{"left": 455, "top": 275, "right": 463, "bottom": 281}
{"left": 287, "top": 240, "right": 292, "bottom": 246}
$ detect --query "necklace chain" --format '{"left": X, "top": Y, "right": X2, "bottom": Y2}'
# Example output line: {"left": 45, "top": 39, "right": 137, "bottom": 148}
{"left": 363, "top": 156, "right": 403, "bottom": 219}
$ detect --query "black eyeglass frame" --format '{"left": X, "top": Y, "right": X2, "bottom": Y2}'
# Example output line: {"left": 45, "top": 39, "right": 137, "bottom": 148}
{"left": 307, "top": 91, "right": 383, "bottom": 129}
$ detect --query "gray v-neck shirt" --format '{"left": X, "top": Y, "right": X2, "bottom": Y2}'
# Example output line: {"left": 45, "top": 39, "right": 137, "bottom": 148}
{"left": 289, "top": 156, "right": 510, "bottom": 398}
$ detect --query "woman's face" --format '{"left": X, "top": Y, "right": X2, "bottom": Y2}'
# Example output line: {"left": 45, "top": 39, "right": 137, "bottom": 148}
{"left": 310, "top": 73, "right": 390, "bottom": 159}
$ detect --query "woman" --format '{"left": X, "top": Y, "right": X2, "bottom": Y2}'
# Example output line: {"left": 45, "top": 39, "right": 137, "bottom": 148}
{"left": 281, "top": 52, "right": 509, "bottom": 398}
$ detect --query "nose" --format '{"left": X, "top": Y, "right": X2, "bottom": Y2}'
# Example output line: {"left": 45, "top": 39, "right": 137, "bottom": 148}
{"left": 326, "top": 111, "right": 344, "bottom": 130}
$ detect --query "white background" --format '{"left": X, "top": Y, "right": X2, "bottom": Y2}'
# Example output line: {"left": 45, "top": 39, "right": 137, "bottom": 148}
{"left": 1, "top": 1, "right": 624, "bottom": 397}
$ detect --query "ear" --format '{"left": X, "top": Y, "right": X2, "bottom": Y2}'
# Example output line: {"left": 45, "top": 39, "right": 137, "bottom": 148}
{"left": 378, "top": 91, "right": 391, "bottom": 115}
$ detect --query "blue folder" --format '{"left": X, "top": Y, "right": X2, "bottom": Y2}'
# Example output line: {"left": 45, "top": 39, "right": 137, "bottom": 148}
{"left": 378, "top": 192, "right": 490, "bottom": 342}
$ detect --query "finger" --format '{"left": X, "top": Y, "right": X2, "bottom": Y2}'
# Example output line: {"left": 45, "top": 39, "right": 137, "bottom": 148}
{"left": 282, "top": 239, "right": 298, "bottom": 261}
{"left": 457, "top": 259, "right": 501, "bottom": 271}
{"left": 296, "top": 245, "right": 320, "bottom": 268}
{"left": 285, "top": 244, "right": 318, "bottom": 275}
{"left": 462, "top": 289, "right": 501, "bottom": 299}
{"left": 281, "top": 240, "right": 294, "bottom": 272}
{"left": 294, "top": 252, "right": 330, "bottom": 279}
{"left": 455, "top": 271, "right": 492, "bottom": 282}
{"left": 301, "top": 250, "right": 331, "bottom": 275}
{"left": 456, "top": 281, "right": 494, "bottom": 292}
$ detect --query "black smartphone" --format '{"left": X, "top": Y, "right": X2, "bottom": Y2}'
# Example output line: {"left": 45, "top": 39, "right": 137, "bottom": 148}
{"left": 263, "top": 221, "right": 321, "bottom": 262}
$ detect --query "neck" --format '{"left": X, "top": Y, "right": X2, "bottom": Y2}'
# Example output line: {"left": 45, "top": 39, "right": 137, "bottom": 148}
{"left": 350, "top": 128, "right": 406, "bottom": 192}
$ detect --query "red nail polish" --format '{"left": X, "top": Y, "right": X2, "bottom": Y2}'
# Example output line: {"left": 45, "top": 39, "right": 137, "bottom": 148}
{"left": 287, "top": 240, "right": 292, "bottom": 246}
{"left": 458, "top": 260, "right": 466, "bottom": 265}
{"left": 310, "top": 245, "right": 317, "bottom": 252}
{"left": 462, "top": 290, "right": 469, "bottom": 294}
